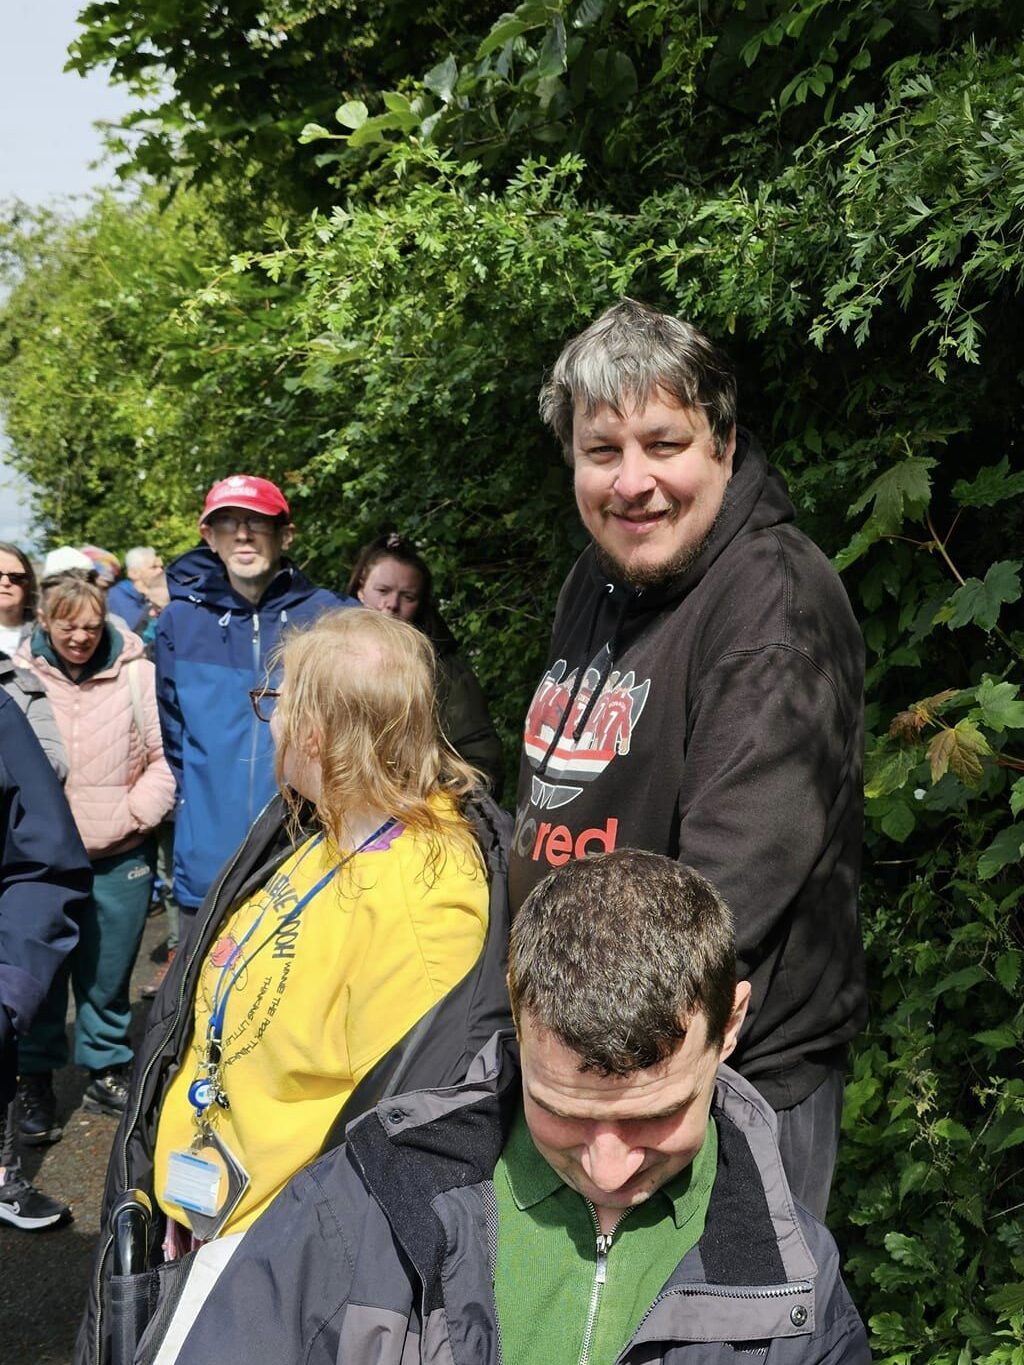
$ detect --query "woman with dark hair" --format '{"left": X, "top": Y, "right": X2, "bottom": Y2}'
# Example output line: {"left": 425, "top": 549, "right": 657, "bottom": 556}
{"left": 0, "top": 542, "right": 37, "bottom": 657}
{"left": 347, "top": 533, "right": 504, "bottom": 793}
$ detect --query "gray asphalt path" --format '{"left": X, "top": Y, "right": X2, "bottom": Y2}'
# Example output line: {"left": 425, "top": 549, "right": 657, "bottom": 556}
{"left": 0, "top": 909, "right": 169, "bottom": 1364}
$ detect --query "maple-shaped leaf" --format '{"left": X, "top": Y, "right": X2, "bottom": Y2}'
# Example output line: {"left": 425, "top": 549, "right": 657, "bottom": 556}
{"left": 912, "top": 688, "right": 960, "bottom": 724}
{"left": 889, "top": 709, "right": 926, "bottom": 742}
{"left": 942, "top": 560, "right": 1022, "bottom": 632}
{"left": 973, "top": 678, "right": 1024, "bottom": 733}
{"left": 952, "top": 457, "right": 1024, "bottom": 508}
{"left": 848, "top": 456, "right": 936, "bottom": 533}
{"left": 927, "top": 721, "right": 990, "bottom": 786}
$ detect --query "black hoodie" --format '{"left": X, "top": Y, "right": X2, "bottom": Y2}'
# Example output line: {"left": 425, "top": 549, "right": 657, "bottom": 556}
{"left": 510, "top": 429, "right": 866, "bottom": 1109}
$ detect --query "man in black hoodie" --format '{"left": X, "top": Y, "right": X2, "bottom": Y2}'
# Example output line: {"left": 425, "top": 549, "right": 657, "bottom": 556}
{"left": 510, "top": 299, "right": 865, "bottom": 1218}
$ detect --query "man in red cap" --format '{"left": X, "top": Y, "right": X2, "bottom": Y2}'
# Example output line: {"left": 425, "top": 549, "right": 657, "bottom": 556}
{"left": 154, "top": 475, "right": 353, "bottom": 940}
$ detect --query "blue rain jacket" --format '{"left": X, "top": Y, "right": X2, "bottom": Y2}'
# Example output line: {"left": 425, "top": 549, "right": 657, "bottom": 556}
{"left": 155, "top": 546, "right": 350, "bottom": 907}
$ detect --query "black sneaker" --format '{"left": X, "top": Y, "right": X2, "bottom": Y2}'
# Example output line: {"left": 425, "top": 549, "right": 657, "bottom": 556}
{"left": 17, "top": 1073, "right": 63, "bottom": 1146}
{"left": 83, "top": 1068, "right": 129, "bottom": 1117}
{"left": 0, "top": 1172, "right": 72, "bottom": 1231}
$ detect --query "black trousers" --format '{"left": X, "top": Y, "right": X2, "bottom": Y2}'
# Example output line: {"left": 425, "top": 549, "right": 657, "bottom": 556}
{"left": 774, "top": 1067, "right": 846, "bottom": 1222}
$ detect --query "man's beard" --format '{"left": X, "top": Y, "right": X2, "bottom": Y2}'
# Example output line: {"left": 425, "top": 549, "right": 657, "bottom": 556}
{"left": 593, "top": 485, "right": 732, "bottom": 590}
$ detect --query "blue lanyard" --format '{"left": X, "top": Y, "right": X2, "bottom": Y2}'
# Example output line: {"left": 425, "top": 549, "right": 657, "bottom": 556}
{"left": 206, "top": 818, "right": 397, "bottom": 1048}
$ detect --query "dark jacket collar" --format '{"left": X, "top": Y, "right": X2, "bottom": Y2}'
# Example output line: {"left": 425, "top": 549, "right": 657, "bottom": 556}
{"left": 166, "top": 544, "right": 328, "bottom": 614}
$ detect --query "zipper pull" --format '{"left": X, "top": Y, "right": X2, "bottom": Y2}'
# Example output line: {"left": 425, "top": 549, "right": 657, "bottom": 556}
{"left": 595, "top": 1231, "right": 613, "bottom": 1285}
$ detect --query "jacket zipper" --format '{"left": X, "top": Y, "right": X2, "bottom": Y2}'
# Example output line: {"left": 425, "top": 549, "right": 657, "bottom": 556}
{"left": 91, "top": 820, "right": 264, "bottom": 1363}
{"left": 578, "top": 1205, "right": 620, "bottom": 1365}
{"left": 247, "top": 613, "right": 261, "bottom": 824}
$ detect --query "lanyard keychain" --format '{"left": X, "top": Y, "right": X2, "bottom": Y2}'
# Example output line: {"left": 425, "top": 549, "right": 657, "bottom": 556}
{"left": 168, "top": 819, "right": 397, "bottom": 1239}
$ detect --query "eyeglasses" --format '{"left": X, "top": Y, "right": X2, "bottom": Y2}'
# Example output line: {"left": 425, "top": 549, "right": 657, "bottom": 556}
{"left": 0, "top": 570, "right": 29, "bottom": 587}
{"left": 249, "top": 686, "right": 280, "bottom": 722}
{"left": 206, "top": 513, "right": 279, "bottom": 535}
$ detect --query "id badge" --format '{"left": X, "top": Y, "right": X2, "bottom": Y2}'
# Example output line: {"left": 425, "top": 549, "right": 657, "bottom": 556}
{"left": 164, "top": 1129, "right": 250, "bottom": 1241}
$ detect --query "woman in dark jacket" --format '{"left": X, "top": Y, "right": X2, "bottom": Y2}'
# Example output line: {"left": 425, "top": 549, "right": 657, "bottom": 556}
{"left": 347, "top": 533, "right": 504, "bottom": 794}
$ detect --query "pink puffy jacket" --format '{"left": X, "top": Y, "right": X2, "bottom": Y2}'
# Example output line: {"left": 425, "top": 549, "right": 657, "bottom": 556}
{"left": 20, "top": 628, "right": 175, "bottom": 859}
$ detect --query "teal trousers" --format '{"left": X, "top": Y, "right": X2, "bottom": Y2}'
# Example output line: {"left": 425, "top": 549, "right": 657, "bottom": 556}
{"left": 18, "top": 841, "right": 155, "bottom": 1075}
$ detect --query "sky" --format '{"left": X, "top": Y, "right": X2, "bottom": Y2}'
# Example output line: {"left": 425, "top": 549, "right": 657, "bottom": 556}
{"left": 0, "top": 0, "right": 136, "bottom": 546}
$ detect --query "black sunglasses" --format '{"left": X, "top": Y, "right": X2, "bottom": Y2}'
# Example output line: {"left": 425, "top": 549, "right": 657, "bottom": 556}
{"left": 0, "top": 570, "right": 30, "bottom": 587}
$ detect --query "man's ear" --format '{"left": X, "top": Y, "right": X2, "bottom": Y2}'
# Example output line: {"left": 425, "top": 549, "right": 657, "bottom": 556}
{"left": 280, "top": 523, "right": 295, "bottom": 553}
{"left": 719, "top": 980, "right": 751, "bottom": 1063}
{"left": 199, "top": 523, "right": 216, "bottom": 552}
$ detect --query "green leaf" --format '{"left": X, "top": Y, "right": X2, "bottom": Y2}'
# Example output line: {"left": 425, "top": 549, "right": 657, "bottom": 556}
{"left": 977, "top": 824, "right": 1024, "bottom": 879}
{"left": 932, "top": 965, "right": 987, "bottom": 997}
{"left": 991, "top": 1122, "right": 1024, "bottom": 1154}
{"left": 381, "top": 92, "right": 412, "bottom": 115}
{"left": 848, "top": 456, "right": 935, "bottom": 533}
{"left": 424, "top": 54, "right": 459, "bottom": 103}
{"left": 883, "top": 1232, "right": 935, "bottom": 1270}
{"left": 535, "top": 18, "right": 567, "bottom": 79}
{"left": 973, "top": 678, "right": 1024, "bottom": 733}
{"left": 476, "top": 18, "right": 531, "bottom": 60}
{"left": 995, "top": 950, "right": 1021, "bottom": 993}
{"left": 573, "top": 0, "right": 611, "bottom": 28}
{"left": 880, "top": 801, "right": 915, "bottom": 842}
{"left": 944, "top": 561, "right": 1023, "bottom": 633}
{"left": 972, "top": 1026, "right": 1019, "bottom": 1050}
{"left": 953, "top": 457, "right": 1024, "bottom": 508}
{"left": 864, "top": 746, "right": 919, "bottom": 798}
{"left": 335, "top": 100, "right": 368, "bottom": 130}
{"left": 1010, "top": 779, "right": 1024, "bottom": 817}
{"left": 898, "top": 1160, "right": 930, "bottom": 1201}
{"left": 932, "top": 1117, "right": 972, "bottom": 1144}
{"left": 588, "top": 50, "right": 637, "bottom": 106}
{"left": 986, "top": 1282, "right": 1024, "bottom": 1316}
{"left": 298, "top": 122, "right": 332, "bottom": 143}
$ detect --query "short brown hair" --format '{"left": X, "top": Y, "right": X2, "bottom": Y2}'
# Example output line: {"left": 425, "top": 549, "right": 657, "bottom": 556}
{"left": 508, "top": 850, "right": 737, "bottom": 1074}
{"left": 39, "top": 569, "right": 106, "bottom": 623}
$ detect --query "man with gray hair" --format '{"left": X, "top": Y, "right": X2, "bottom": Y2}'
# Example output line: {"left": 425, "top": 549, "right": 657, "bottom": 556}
{"left": 510, "top": 298, "right": 866, "bottom": 1218}
{"left": 168, "top": 850, "right": 868, "bottom": 1365}
{"left": 107, "top": 546, "right": 167, "bottom": 634}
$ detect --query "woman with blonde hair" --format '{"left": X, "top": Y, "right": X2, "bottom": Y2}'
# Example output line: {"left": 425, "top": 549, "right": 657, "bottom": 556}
{"left": 81, "top": 607, "right": 511, "bottom": 1364}
{"left": 16, "top": 569, "right": 175, "bottom": 1138}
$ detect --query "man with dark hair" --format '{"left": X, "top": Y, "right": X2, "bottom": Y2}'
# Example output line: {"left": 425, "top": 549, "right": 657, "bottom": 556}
{"left": 511, "top": 298, "right": 866, "bottom": 1217}
{"left": 155, "top": 475, "right": 351, "bottom": 934}
{"left": 168, "top": 849, "right": 867, "bottom": 1365}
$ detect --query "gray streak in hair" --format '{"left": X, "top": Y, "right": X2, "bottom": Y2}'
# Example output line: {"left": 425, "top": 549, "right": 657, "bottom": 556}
{"left": 539, "top": 298, "right": 738, "bottom": 462}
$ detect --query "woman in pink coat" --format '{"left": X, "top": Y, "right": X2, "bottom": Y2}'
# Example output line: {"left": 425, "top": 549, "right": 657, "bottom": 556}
{"left": 16, "top": 569, "right": 175, "bottom": 1142}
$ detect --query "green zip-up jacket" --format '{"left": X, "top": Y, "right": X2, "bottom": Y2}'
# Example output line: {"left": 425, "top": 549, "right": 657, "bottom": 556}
{"left": 173, "top": 1033, "right": 870, "bottom": 1365}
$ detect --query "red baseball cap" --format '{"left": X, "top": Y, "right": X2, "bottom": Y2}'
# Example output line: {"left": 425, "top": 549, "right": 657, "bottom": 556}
{"left": 199, "top": 475, "right": 290, "bottom": 527}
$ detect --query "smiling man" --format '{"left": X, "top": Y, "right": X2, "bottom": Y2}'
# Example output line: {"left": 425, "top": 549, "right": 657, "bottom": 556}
{"left": 511, "top": 299, "right": 866, "bottom": 1219}
{"left": 154, "top": 476, "right": 350, "bottom": 934}
{"left": 171, "top": 851, "right": 868, "bottom": 1365}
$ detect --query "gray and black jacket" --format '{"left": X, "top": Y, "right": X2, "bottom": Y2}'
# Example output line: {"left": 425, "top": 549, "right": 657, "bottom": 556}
{"left": 175, "top": 1032, "right": 869, "bottom": 1365}
{"left": 76, "top": 790, "right": 513, "bottom": 1365}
